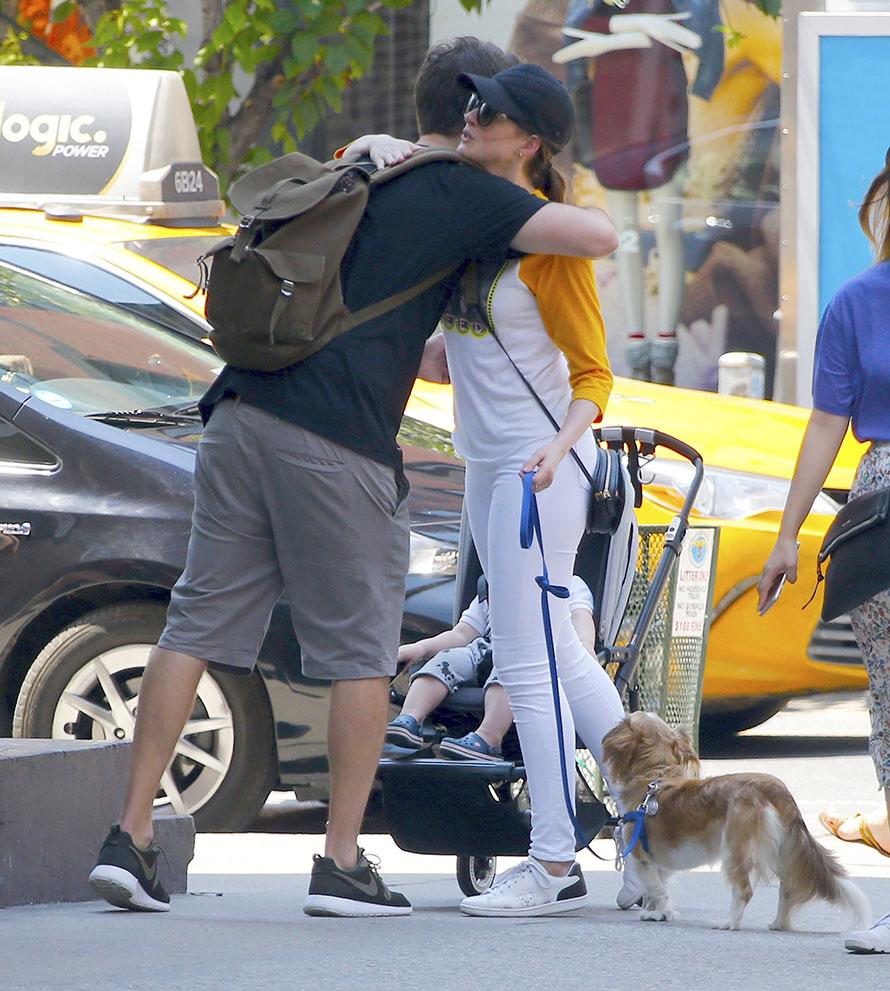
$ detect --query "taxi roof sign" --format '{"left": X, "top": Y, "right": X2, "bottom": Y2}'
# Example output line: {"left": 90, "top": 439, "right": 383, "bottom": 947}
{"left": 0, "top": 66, "right": 224, "bottom": 222}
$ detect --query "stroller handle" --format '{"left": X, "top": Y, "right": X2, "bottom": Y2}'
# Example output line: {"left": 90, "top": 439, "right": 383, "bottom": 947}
{"left": 594, "top": 425, "right": 703, "bottom": 467}
{"left": 593, "top": 426, "right": 706, "bottom": 706}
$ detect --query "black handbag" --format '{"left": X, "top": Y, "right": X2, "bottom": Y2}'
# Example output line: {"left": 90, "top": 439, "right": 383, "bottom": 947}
{"left": 816, "top": 486, "right": 890, "bottom": 621}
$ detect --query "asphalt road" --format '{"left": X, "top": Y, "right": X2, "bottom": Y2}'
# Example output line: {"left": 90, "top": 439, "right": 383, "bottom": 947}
{"left": 4, "top": 692, "right": 890, "bottom": 991}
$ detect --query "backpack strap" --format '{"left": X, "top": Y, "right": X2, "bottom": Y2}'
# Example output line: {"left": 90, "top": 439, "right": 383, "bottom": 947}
{"left": 344, "top": 263, "right": 459, "bottom": 331}
{"left": 341, "top": 150, "right": 476, "bottom": 328}
{"left": 369, "top": 147, "right": 473, "bottom": 186}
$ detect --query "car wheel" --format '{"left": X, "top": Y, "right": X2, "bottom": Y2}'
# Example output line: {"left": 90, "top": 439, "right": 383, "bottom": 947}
{"left": 12, "top": 602, "right": 275, "bottom": 832}
{"left": 699, "top": 699, "right": 787, "bottom": 738}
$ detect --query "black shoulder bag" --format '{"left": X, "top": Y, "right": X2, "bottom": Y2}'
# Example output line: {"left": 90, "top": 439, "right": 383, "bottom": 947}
{"left": 815, "top": 486, "right": 890, "bottom": 621}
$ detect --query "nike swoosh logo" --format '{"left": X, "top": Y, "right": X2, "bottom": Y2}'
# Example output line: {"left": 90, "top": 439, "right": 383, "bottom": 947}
{"left": 130, "top": 844, "right": 158, "bottom": 884}
{"left": 343, "top": 871, "right": 390, "bottom": 901}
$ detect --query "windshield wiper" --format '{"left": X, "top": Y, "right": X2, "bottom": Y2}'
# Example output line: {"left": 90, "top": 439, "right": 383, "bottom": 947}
{"left": 87, "top": 408, "right": 202, "bottom": 428}
{"left": 150, "top": 400, "right": 204, "bottom": 418}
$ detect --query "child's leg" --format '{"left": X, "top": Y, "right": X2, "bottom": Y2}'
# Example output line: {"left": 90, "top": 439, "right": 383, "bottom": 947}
{"left": 475, "top": 682, "right": 513, "bottom": 748}
{"left": 397, "top": 642, "right": 488, "bottom": 723}
{"left": 401, "top": 675, "right": 449, "bottom": 722}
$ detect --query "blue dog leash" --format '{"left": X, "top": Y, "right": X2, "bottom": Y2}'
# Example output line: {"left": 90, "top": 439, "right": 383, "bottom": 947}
{"left": 519, "top": 470, "right": 585, "bottom": 849}
{"left": 520, "top": 470, "right": 657, "bottom": 863}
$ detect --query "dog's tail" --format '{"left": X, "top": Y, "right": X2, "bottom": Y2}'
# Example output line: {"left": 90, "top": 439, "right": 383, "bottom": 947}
{"left": 780, "top": 812, "right": 871, "bottom": 929}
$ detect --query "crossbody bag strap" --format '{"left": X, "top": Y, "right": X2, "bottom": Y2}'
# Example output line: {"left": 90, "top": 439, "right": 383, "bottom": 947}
{"left": 465, "top": 262, "right": 595, "bottom": 487}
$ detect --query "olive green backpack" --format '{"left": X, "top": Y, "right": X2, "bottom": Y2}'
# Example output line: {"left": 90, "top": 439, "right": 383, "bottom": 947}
{"left": 199, "top": 149, "right": 466, "bottom": 372}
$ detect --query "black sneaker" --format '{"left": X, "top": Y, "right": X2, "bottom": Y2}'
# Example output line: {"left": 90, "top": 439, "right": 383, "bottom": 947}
{"left": 302, "top": 849, "right": 412, "bottom": 917}
{"left": 88, "top": 825, "right": 171, "bottom": 912}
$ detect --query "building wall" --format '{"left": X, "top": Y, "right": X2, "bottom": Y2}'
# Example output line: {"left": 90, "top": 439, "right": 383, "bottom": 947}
{"left": 429, "top": 0, "right": 518, "bottom": 47}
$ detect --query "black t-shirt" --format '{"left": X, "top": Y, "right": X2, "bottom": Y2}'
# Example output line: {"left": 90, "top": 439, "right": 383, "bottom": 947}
{"left": 199, "top": 161, "right": 545, "bottom": 470}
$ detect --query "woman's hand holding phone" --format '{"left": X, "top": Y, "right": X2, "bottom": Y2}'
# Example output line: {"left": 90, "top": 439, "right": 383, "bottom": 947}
{"left": 757, "top": 538, "right": 801, "bottom": 615}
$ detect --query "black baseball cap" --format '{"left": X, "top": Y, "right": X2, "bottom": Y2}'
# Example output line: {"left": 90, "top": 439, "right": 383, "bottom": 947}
{"left": 457, "top": 62, "right": 574, "bottom": 151}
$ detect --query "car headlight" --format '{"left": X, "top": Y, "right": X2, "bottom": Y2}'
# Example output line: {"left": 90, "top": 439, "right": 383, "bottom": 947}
{"left": 642, "top": 458, "right": 841, "bottom": 521}
{"left": 408, "top": 532, "right": 459, "bottom": 576}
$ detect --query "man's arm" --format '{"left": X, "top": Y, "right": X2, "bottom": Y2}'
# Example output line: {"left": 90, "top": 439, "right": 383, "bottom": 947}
{"left": 510, "top": 202, "right": 619, "bottom": 259}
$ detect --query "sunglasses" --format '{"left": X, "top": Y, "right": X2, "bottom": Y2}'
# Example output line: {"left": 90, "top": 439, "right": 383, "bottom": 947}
{"left": 464, "top": 92, "right": 508, "bottom": 128}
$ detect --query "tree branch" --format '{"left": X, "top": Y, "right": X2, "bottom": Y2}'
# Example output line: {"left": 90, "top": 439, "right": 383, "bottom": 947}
{"left": 79, "top": 0, "right": 118, "bottom": 31}
{"left": 220, "top": 56, "right": 284, "bottom": 181}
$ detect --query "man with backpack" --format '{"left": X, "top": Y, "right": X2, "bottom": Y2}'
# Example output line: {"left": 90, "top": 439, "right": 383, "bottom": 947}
{"left": 88, "top": 36, "right": 619, "bottom": 919}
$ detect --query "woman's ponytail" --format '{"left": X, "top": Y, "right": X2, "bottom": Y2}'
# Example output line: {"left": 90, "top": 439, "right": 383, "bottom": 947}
{"left": 526, "top": 144, "right": 566, "bottom": 203}
{"left": 859, "top": 146, "right": 890, "bottom": 262}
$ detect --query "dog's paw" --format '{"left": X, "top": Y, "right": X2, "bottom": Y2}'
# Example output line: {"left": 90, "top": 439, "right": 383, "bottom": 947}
{"left": 713, "top": 921, "right": 740, "bottom": 931}
{"left": 768, "top": 920, "right": 789, "bottom": 932}
{"left": 640, "top": 907, "right": 678, "bottom": 922}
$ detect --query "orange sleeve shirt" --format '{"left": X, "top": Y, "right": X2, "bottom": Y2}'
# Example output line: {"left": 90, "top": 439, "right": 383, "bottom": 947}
{"left": 517, "top": 252, "right": 613, "bottom": 418}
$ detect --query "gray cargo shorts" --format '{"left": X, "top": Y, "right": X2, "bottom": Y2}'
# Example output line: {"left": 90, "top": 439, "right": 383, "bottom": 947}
{"left": 159, "top": 398, "right": 409, "bottom": 680}
{"left": 409, "top": 637, "right": 499, "bottom": 693}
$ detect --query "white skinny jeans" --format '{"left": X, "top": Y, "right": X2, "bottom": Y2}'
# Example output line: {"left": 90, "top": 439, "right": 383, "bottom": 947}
{"left": 463, "top": 442, "right": 626, "bottom": 863}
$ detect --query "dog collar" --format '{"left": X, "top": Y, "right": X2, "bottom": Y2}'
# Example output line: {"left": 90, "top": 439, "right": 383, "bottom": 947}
{"left": 612, "top": 780, "right": 660, "bottom": 869}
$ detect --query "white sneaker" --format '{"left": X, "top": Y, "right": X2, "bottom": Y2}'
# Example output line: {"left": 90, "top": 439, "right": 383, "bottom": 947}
{"left": 845, "top": 913, "right": 890, "bottom": 953}
{"left": 459, "top": 858, "right": 587, "bottom": 917}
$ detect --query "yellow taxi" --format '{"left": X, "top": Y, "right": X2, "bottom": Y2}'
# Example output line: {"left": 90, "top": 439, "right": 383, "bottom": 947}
{"left": 407, "top": 379, "right": 868, "bottom": 733}
{"left": 0, "top": 65, "right": 228, "bottom": 340}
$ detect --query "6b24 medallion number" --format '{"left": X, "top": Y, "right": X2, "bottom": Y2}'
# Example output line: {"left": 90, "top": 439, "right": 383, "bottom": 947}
{"left": 173, "top": 169, "right": 204, "bottom": 194}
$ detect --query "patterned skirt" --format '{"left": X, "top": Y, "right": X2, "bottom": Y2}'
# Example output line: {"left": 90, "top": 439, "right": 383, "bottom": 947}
{"left": 848, "top": 442, "right": 890, "bottom": 789}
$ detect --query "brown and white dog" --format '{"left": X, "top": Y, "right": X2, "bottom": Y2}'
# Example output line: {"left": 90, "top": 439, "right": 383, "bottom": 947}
{"left": 602, "top": 711, "right": 870, "bottom": 931}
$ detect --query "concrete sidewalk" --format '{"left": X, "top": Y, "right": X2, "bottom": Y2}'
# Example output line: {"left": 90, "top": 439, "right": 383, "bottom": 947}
{"left": 2, "top": 856, "right": 888, "bottom": 991}
{"left": 4, "top": 695, "right": 888, "bottom": 990}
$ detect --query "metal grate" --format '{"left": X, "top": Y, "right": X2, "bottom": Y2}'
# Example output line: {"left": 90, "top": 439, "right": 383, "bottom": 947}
{"left": 577, "top": 525, "right": 717, "bottom": 806}
{"left": 612, "top": 526, "right": 718, "bottom": 746}
{"left": 808, "top": 614, "right": 863, "bottom": 667}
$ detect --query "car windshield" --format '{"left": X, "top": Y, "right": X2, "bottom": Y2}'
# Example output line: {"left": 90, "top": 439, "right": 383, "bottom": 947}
{"left": 0, "top": 261, "right": 222, "bottom": 415}
{"left": 118, "top": 236, "right": 225, "bottom": 284}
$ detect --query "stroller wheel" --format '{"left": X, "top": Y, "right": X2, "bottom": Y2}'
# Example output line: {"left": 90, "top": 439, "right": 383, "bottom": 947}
{"left": 456, "top": 855, "right": 497, "bottom": 897}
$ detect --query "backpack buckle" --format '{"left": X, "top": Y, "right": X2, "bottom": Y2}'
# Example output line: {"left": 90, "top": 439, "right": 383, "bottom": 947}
{"left": 280, "top": 279, "right": 295, "bottom": 298}
{"left": 231, "top": 215, "right": 257, "bottom": 263}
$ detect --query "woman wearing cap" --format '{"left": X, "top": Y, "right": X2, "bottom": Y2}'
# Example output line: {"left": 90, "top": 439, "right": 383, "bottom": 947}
{"left": 437, "top": 62, "right": 626, "bottom": 918}
{"left": 344, "top": 62, "right": 627, "bottom": 917}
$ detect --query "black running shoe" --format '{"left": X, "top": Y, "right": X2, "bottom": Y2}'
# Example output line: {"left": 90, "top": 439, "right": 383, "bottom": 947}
{"left": 88, "top": 825, "right": 171, "bottom": 912}
{"left": 302, "top": 849, "right": 412, "bottom": 917}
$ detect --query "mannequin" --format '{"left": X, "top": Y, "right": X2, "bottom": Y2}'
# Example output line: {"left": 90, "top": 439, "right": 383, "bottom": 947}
{"left": 555, "top": 0, "right": 723, "bottom": 385}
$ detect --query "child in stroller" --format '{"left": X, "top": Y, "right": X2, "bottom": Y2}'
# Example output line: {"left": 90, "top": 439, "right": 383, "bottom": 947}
{"left": 384, "top": 575, "right": 598, "bottom": 762}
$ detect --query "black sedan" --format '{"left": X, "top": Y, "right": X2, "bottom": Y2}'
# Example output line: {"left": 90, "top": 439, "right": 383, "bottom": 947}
{"left": 0, "top": 258, "right": 462, "bottom": 830}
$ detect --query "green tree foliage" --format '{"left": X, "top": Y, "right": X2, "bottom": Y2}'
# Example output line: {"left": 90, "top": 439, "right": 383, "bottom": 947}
{"left": 50, "top": 0, "right": 487, "bottom": 185}
{"left": 0, "top": 26, "right": 39, "bottom": 64}
{"left": 4, "top": 0, "right": 780, "bottom": 185}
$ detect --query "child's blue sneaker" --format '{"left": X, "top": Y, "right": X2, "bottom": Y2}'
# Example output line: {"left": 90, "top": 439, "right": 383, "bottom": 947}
{"left": 439, "top": 731, "right": 502, "bottom": 762}
{"left": 384, "top": 714, "right": 423, "bottom": 749}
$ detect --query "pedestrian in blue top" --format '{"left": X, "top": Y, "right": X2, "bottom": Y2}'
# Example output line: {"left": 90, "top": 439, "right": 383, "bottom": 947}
{"left": 759, "top": 148, "right": 890, "bottom": 953}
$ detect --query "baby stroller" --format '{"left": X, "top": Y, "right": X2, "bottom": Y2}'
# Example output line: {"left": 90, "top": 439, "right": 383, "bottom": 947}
{"left": 378, "top": 426, "right": 710, "bottom": 896}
